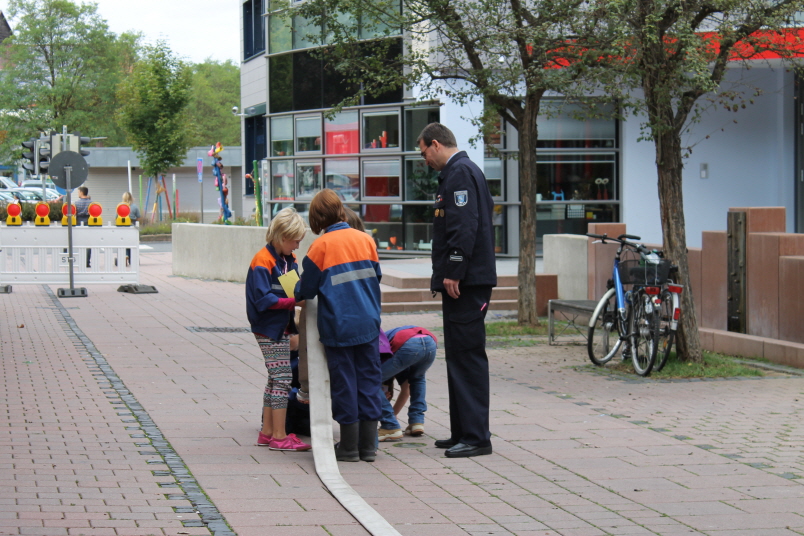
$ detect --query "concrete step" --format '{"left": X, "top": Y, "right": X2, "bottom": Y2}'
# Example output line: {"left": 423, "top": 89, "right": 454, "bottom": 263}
{"left": 381, "top": 286, "right": 519, "bottom": 303}
{"left": 381, "top": 299, "right": 518, "bottom": 313}
{"left": 381, "top": 267, "right": 519, "bottom": 289}
{"left": 380, "top": 273, "right": 559, "bottom": 316}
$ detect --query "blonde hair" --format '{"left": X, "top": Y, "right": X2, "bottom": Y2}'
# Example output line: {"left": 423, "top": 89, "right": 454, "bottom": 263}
{"left": 266, "top": 207, "right": 306, "bottom": 246}
{"left": 122, "top": 192, "right": 133, "bottom": 204}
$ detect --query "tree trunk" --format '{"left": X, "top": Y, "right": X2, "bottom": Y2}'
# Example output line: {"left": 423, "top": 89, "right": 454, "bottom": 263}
{"left": 516, "top": 93, "right": 542, "bottom": 326}
{"left": 653, "top": 130, "right": 702, "bottom": 363}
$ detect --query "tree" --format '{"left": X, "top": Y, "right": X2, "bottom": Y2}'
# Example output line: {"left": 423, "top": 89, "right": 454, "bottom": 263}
{"left": 117, "top": 41, "right": 193, "bottom": 180}
{"left": 291, "top": 0, "right": 607, "bottom": 325}
{"left": 601, "top": 0, "right": 804, "bottom": 361}
{"left": 0, "top": 0, "right": 141, "bottom": 162}
{"left": 186, "top": 59, "right": 241, "bottom": 147}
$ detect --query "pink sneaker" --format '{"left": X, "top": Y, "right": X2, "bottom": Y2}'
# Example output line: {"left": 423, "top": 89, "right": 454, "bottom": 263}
{"left": 256, "top": 432, "right": 272, "bottom": 446}
{"left": 268, "top": 433, "right": 311, "bottom": 451}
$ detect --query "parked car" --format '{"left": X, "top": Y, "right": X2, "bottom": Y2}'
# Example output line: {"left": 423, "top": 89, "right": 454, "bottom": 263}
{"left": 7, "top": 188, "right": 45, "bottom": 203}
{"left": 0, "top": 190, "right": 15, "bottom": 201}
{"left": 0, "top": 177, "right": 19, "bottom": 189}
{"left": 20, "top": 178, "right": 56, "bottom": 189}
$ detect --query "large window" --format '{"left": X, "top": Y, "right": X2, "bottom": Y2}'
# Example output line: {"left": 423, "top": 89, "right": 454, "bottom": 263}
{"left": 404, "top": 158, "right": 438, "bottom": 201}
{"left": 243, "top": 0, "right": 266, "bottom": 60}
{"left": 365, "top": 204, "right": 403, "bottom": 250}
{"left": 404, "top": 107, "right": 440, "bottom": 151}
{"left": 268, "top": 39, "right": 404, "bottom": 114}
{"left": 484, "top": 158, "right": 504, "bottom": 199}
{"left": 244, "top": 114, "right": 267, "bottom": 195}
{"left": 269, "top": 13, "right": 291, "bottom": 54}
{"left": 363, "top": 160, "right": 401, "bottom": 199}
{"left": 325, "top": 112, "right": 359, "bottom": 155}
{"left": 325, "top": 158, "right": 359, "bottom": 202}
{"left": 296, "top": 161, "right": 323, "bottom": 200}
{"left": 536, "top": 153, "right": 616, "bottom": 202}
{"left": 270, "top": 116, "right": 293, "bottom": 157}
{"left": 295, "top": 116, "right": 322, "bottom": 153}
{"left": 362, "top": 110, "right": 400, "bottom": 151}
{"left": 271, "top": 160, "right": 295, "bottom": 201}
{"left": 537, "top": 102, "right": 617, "bottom": 149}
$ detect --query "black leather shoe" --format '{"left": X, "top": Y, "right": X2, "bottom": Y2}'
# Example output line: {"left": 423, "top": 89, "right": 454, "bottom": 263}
{"left": 434, "top": 438, "right": 458, "bottom": 449}
{"left": 444, "top": 443, "right": 492, "bottom": 458}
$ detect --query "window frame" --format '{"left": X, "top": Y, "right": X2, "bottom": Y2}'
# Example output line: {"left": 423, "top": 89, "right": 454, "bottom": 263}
{"left": 294, "top": 114, "right": 323, "bottom": 155}
{"left": 360, "top": 108, "right": 401, "bottom": 153}
{"left": 362, "top": 158, "right": 402, "bottom": 201}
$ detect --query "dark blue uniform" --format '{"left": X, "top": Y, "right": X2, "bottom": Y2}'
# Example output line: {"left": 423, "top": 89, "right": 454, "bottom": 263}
{"left": 431, "top": 151, "right": 497, "bottom": 449}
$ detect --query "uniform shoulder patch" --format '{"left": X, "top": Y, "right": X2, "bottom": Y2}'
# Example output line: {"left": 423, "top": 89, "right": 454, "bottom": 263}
{"left": 454, "top": 190, "right": 468, "bottom": 207}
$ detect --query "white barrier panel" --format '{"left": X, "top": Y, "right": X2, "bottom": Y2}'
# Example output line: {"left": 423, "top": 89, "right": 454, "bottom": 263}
{"left": 0, "top": 223, "right": 139, "bottom": 285}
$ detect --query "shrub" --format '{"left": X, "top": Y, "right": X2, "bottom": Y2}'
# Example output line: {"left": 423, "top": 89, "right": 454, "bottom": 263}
{"left": 0, "top": 201, "right": 63, "bottom": 222}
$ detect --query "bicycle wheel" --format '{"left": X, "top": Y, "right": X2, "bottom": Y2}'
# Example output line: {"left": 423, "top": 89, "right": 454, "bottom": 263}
{"left": 654, "top": 289, "right": 675, "bottom": 372}
{"left": 587, "top": 288, "right": 623, "bottom": 366}
{"left": 630, "top": 290, "right": 658, "bottom": 376}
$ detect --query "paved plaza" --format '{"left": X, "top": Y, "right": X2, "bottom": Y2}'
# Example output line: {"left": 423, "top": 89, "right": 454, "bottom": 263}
{"left": 3, "top": 248, "right": 804, "bottom": 535}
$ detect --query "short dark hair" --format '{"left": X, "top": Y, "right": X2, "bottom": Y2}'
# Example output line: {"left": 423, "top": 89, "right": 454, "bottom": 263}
{"left": 343, "top": 206, "right": 365, "bottom": 232}
{"left": 417, "top": 122, "right": 457, "bottom": 148}
{"left": 308, "top": 189, "right": 346, "bottom": 234}
{"left": 78, "top": 187, "right": 89, "bottom": 196}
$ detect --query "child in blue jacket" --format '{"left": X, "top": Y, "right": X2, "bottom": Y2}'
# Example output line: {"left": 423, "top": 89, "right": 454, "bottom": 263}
{"left": 246, "top": 207, "right": 310, "bottom": 452}
{"left": 297, "top": 189, "right": 383, "bottom": 462}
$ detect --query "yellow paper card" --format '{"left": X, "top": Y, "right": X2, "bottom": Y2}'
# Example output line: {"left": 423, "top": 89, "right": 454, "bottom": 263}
{"left": 278, "top": 270, "right": 300, "bottom": 298}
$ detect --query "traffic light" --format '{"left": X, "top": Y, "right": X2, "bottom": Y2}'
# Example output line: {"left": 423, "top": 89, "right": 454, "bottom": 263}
{"left": 38, "top": 136, "right": 52, "bottom": 176}
{"left": 66, "top": 133, "right": 90, "bottom": 157}
{"left": 21, "top": 137, "right": 38, "bottom": 175}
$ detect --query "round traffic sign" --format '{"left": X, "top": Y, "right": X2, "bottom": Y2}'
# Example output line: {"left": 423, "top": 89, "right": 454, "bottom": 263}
{"left": 49, "top": 151, "right": 89, "bottom": 189}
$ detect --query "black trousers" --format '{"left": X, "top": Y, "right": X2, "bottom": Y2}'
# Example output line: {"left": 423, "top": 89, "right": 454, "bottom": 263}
{"left": 441, "top": 284, "right": 493, "bottom": 447}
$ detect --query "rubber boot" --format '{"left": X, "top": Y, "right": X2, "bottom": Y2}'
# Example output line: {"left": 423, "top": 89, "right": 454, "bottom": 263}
{"left": 359, "top": 420, "right": 378, "bottom": 462}
{"left": 335, "top": 422, "right": 359, "bottom": 462}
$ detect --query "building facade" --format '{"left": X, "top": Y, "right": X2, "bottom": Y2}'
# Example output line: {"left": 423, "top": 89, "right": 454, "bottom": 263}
{"left": 238, "top": 1, "right": 801, "bottom": 253}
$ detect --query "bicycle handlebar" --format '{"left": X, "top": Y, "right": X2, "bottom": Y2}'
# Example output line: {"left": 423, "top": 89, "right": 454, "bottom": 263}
{"left": 586, "top": 232, "right": 650, "bottom": 254}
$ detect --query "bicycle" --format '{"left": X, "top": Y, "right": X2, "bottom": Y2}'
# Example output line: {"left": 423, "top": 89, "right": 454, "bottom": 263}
{"left": 654, "top": 264, "right": 683, "bottom": 372}
{"left": 586, "top": 233, "right": 673, "bottom": 376}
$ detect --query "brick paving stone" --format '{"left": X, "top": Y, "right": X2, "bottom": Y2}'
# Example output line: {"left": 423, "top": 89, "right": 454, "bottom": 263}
{"left": 8, "top": 251, "right": 804, "bottom": 536}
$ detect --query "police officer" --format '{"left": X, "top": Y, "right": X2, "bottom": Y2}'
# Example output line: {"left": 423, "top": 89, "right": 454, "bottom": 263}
{"left": 417, "top": 123, "right": 497, "bottom": 458}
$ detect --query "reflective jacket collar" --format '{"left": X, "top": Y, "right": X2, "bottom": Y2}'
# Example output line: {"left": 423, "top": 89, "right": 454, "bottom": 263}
{"left": 325, "top": 221, "right": 350, "bottom": 233}
{"left": 266, "top": 243, "right": 294, "bottom": 271}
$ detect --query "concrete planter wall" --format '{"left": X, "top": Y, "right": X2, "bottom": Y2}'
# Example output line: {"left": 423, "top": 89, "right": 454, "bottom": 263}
{"left": 172, "top": 223, "right": 315, "bottom": 283}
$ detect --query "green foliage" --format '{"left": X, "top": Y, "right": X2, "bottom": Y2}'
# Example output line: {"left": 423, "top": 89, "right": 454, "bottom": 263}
{"left": 0, "top": 201, "right": 68, "bottom": 222}
{"left": 0, "top": 0, "right": 142, "bottom": 164}
{"left": 608, "top": 351, "right": 765, "bottom": 379}
{"left": 186, "top": 60, "right": 242, "bottom": 147}
{"left": 116, "top": 41, "right": 193, "bottom": 179}
{"left": 485, "top": 320, "right": 549, "bottom": 337}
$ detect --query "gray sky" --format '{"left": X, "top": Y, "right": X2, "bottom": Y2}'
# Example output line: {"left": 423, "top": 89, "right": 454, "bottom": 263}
{"left": 0, "top": 0, "right": 241, "bottom": 64}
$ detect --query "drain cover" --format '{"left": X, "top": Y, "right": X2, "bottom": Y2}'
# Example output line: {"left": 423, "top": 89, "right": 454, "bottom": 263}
{"left": 186, "top": 327, "right": 251, "bottom": 333}
{"left": 393, "top": 442, "right": 427, "bottom": 448}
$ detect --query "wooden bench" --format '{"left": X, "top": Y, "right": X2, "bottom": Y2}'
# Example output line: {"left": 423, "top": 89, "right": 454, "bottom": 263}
{"left": 548, "top": 299, "right": 597, "bottom": 345}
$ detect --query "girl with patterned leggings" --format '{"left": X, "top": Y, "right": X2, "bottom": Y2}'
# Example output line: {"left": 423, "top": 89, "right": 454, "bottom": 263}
{"left": 246, "top": 208, "right": 311, "bottom": 452}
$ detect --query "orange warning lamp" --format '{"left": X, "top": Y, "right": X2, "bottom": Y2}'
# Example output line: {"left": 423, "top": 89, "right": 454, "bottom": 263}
{"left": 34, "top": 202, "right": 51, "bottom": 226}
{"left": 61, "top": 204, "right": 76, "bottom": 226}
{"left": 115, "top": 203, "right": 131, "bottom": 226}
{"left": 6, "top": 202, "right": 22, "bottom": 226}
{"left": 88, "top": 203, "right": 102, "bottom": 226}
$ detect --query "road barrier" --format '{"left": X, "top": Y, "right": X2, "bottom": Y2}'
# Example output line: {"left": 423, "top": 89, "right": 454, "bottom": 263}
{"left": 0, "top": 223, "right": 139, "bottom": 286}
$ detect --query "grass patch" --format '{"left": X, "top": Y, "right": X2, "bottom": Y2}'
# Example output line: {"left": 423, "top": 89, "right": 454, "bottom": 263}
{"left": 485, "top": 320, "right": 550, "bottom": 337}
{"left": 609, "top": 350, "right": 765, "bottom": 378}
